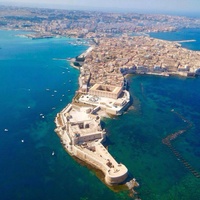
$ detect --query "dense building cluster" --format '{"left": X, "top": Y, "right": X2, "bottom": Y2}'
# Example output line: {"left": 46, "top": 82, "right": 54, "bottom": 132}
{"left": 1, "top": 5, "right": 200, "bottom": 38}
{"left": 78, "top": 35, "right": 200, "bottom": 91}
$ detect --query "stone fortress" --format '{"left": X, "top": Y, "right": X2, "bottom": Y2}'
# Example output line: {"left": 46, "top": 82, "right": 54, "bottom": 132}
{"left": 55, "top": 42, "right": 133, "bottom": 185}
{"left": 55, "top": 103, "right": 129, "bottom": 185}
{"left": 55, "top": 34, "right": 200, "bottom": 189}
{"left": 55, "top": 67, "right": 132, "bottom": 185}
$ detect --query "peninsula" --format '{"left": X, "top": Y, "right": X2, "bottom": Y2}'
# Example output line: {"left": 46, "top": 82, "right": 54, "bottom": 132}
{"left": 54, "top": 49, "right": 133, "bottom": 186}
{"left": 54, "top": 31, "right": 200, "bottom": 189}
{"left": 3, "top": 3, "right": 199, "bottom": 192}
{"left": 0, "top": 4, "right": 200, "bottom": 199}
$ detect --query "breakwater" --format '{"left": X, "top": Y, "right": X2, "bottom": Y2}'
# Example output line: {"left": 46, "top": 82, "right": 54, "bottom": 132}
{"left": 162, "top": 109, "right": 200, "bottom": 178}
{"left": 175, "top": 39, "right": 196, "bottom": 43}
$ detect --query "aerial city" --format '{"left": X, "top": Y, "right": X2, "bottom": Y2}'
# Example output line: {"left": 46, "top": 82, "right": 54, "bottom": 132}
{"left": 0, "top": 0, "right": 200, "bottom": 199}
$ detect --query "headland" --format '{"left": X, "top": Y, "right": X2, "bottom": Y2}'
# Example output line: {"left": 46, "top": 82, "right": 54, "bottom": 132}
{"left": 55, "top": 103, "right": 129, "bottom": 185}
{"left": 55, "top": 33, "right": 200, "bottom": 191}
{"left": 55, "top": 46, "right": 136, "bottom": 187}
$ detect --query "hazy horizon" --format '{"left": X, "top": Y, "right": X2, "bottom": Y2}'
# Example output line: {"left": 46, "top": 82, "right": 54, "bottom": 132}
{"left": 0, "top": 0, "right": 200, "bottom": 17}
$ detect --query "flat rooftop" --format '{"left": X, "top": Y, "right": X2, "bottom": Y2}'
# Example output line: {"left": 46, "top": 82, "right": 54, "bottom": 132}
{"left": 89, "top": 83, "right": 122, "bottom": 95}
{"left": 63, "top": 105, "right": 101, "bottom": 136}
{"left": 70, "top": 124, "right": 97, "bottom": 135}
{"left": 67, "top": 106, "right": 92, "bottom": 122}
{"left": 79, "top": 91, "right": 129, "bottom": 111}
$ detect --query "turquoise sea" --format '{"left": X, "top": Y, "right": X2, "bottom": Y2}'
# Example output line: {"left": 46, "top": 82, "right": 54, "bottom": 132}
{"left": 0, "top": 29, "right": 200, "bottom": 200}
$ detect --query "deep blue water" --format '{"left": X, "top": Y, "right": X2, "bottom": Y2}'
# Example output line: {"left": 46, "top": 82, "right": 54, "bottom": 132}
{"left": 150, "top": 28, "right": 200, "bottom": 51}
{"left": 107, "top": 28, "right": 200, "bottom": 199}
{"left": 0, "top": 29, "right": 200, "bottom": 200}
{"left": 0, "top": 30, "right": 121, "bottom": 200}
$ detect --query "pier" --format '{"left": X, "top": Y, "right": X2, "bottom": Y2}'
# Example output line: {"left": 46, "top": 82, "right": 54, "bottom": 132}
{"left": 174, "top": 39, "right": 196, "bottom": 43}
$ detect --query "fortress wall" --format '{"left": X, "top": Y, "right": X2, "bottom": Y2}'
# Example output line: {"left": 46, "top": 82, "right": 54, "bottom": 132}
{"left": 105, "top": 101, "right": 130, "bottom": 115}
{"left": 105, "top": 108, "right": 118, "bottom": 115}
{"left": 74, "top": 147, "right": 108, "bottom": 173}
{"left": 78, "top": 133, "right": 102, "bottom": 143}
{"left": 73, "top": 146, "right": 128, "bottom": 185}
{"left": 61, "top": 103, "right": 72, "bottom": 114}
{"left": 63, "top": 130, "right": 72, "bottom": 144}
{"left": 105, "top": 165, "right": 128, "bottom": 185}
